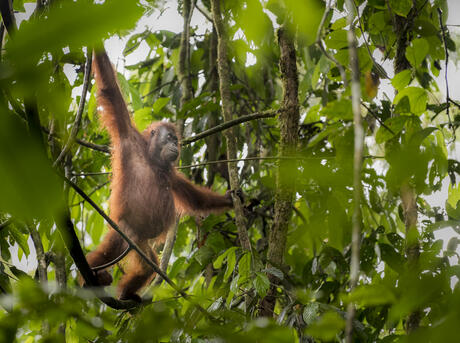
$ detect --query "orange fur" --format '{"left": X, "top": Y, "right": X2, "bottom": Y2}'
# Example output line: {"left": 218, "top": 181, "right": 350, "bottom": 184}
{"left": 86, "top": 49, "right": 234, "bottom": 301}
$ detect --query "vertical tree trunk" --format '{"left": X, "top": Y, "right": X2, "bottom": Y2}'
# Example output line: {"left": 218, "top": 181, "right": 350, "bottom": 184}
{"left": 259, "top": 26, "right": 299, "bottom": 317}
{"left": 211, "top": 0, "right": 251, "bottom": 251}
{"left": 344, "top": 1, "right": 364, "bottom": 341}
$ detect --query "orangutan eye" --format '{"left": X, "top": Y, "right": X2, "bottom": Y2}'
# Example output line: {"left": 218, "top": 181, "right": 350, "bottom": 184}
{"left": 151, "top": 129, "right": 156, "bottom": 136}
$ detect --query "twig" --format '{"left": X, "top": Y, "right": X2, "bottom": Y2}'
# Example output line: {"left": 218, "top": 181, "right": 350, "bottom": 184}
{"left": 54, "top": 52, "right": 92, "bottom": 167}
{"left": 42, "top": 126, "right": 111, "bottom": 154}
{"left": 352, "top": 0, "right": 388, "bottom": 79}
{"left": 361, "top": 102, "right": 394, "bottom": 134}
{"left": 141, "top": 80, "right": 175, "bottom": 100}
{"left": 92, "top": 246, "right": 131, "bottom": 272}
{"left": 195, "top": 4, "right": 213, "bottom": 22}
{"left": 64, "top": 176, "right": 214, "bottom": 317}
{"left": 316, "top": 0, "right": 347, "bottom": 86}
{"left": 345, "top": 1, "right": 364, "bottom": 341}
{"left": 437, "top": 8, "right": 454, "bottom": 139}
{"left": 182, "top": 110, "right": 277, "bottom": 145}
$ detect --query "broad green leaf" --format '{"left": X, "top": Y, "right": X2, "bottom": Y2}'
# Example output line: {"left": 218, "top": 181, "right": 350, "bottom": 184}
{"left": 405, "top": 38, "right": 429, "bottom": 67}
{"left": 253, "top": 272, "right": 270, "bottom": 297}
{"left": 303, "top": 302, "right": 320, "bottom": 325}
{"left": 238, "top": 252, "right": 251, "bottom": 285}
{"left": 394, "top": 87, "right": 428, "bottom": 114}
{"left": 325, "top": 30, "right": 348, "bottom": 49}
{"left": 391, "top": 70, "right": 412, "bottom": 91}
{"left": 224, "top": 248, "right": 237, "bottom": 281}
{"left": 389, "top": 0, "right": 412, "bottom": 17}
{"left": 153, "top": 97, "right": 171, "bottom": 114}
{"left": 375, "top": 116, "right": 408, "bottom": 144}
{"left": 213, "top": 247, "right": 238, "bottom": 269}
{"left": 133, "top": 107, "right": 153, "bottom": 131}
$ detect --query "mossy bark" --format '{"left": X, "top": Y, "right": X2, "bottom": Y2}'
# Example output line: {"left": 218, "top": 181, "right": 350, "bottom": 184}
{"left": 259, "top": 27, "right": 299, "bottom": 317}
{"left": 211, "top": 0, "right": 251, "bottom": 251}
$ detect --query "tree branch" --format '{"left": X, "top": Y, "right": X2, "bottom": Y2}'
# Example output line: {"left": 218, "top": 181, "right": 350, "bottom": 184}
{"left": 316, "top": 1, "right": 347, "bottom": 86}
{"left": 63, "top": 176, "right": 214, "bottom": 317}
{"left": 437, "top": 8, "right": 454, "bottom": 139}
{"left": 53, "top": 51, "right": 92, "bottom": 167}
{"left": 211, "top": 0, "right": 251, "bottom": 251}
{"left": 259, "top": 26, "right": 300, "bottom": 317}
{"left": 182, "top": 110, "right": 277, "bottom": 145}
{"left": 0, "top": 0, "right": 16, "bottom": 35}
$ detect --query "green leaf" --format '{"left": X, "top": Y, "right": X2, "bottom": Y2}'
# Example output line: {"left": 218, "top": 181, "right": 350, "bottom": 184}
{"left": 375, "top": 116, "right": 409, "bottom": 144}
{"left": 213, "top": 247, "right": 238, "bottom": 269}
{"left": 224, "top": 248, "right": 237, "bottom": 281}
{"left": 153, "top": 97, "right": 171, "bottom": 114}
{"left": 405, "top": 38, "right": 429, "bottom": 67}
{"left": 394, "top": 87, "right": 428, "bottom": 115}
{"left": 389, "top": 0, "right": 412, "bottom": 17}
{"left": 392, "top": 70, "right": 412, "bottom": 91}
{"left": 238, "top": 252, "right": 251, "bottom": 285}
{"left": 262, "top": 267, "right": 284, "bottom": 280}
{"left": 303, "top": 302, "right": 320, "bottom": 325}
{"left": 253, "top": 272, "right": 270, "bottom": 297}
{"left": 321, "top": 99, "right": 353, "bottom": 120}
{"left": 325, "top": 30, "right": 348, "bottom": 49}
{"left": 133, "top": 107, "right": 153, "bottom": 131}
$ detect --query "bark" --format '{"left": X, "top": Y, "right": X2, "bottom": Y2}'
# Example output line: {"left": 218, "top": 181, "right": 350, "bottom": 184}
{"left": 259, "top": 27, "right": 299, "bottom": 317}
{"left": 29, "top": 224, "right": 48, "bottom": 284}
{"left": 344, "top": 1, "right": 364, "bottom": 341}
{"left": 211, "top": 0, "right": 251, "bottom": 251}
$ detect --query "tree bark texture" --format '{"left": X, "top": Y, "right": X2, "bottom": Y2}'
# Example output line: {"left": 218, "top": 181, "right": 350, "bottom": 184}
{"left": 259, "top": 27, "right": 299, "bottom": 317}
{"left": 211, "top": 0, "right": 251, "bottom": 251}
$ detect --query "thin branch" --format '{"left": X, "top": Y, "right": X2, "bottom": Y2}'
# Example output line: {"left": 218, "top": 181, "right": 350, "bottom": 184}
{"left": 361, "top": 102, "right": 394, "bottom": 134}
{"left": 345, "top": 1, "right": 364, "bottom": 341}
{"left": 437, "top": 8, "right": 454, "bottom": 139}
{"left": 64, "top": 176, "right": 214, "bottom": 317}
{"left": 141, "top": 80, "right": 175, "bottom": 100}
{"left": 182, "top": 110, "right": 277, "bottom": 145}
{"left": 316, "top": 0, "right": 347, "bottom": 86}
{"left": 92, "top": 246, "right": 131, "bottom": 272}
{"left": 195, "top": 4, "right": 213, "bottom": 22}
{"left": 54, "top": 52, "right": 92, "bottom": 167}
{"left": 42, "top": 126, "right": 111, "bottom": 154}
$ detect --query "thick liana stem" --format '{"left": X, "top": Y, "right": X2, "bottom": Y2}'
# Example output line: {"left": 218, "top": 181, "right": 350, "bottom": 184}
{"left": 259, "top": 26, "right": 299, "bottom": 317}
{"left": 211, "top": 0, "right": 251, "bottom": 251}
{"left": 344, "top": 1, "right": 364, "bottom": 342}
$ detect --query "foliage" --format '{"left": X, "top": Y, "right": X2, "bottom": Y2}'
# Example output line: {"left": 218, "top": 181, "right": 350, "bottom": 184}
{"left": 1, "top": 0, "right": 460, "bottom": 342}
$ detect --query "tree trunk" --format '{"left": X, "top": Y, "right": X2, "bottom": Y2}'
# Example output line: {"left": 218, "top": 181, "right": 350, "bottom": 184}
{"left": 259, "top": 26, "right": 299, "bottom": 317}
{"left": 211, "top": 0, "right": 251, "bottom": 251}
